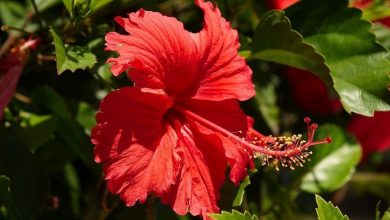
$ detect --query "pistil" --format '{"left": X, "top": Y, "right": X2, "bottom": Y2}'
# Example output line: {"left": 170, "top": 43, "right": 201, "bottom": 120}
{"left": 174, "top": 106, "right": 331, "bottom": 170}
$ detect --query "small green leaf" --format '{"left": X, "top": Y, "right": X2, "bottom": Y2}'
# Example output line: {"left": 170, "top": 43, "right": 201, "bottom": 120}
{"left": 33, "top": 0, "right": 62, "bottom": 12}
{"left": 286, "top": 0, "right": 390, "bottom": 116}
{"left": 233, "top": 175, "right": 251, "bottom": 207}
{"left": 382, "top": 207, "right": 390, "bottom": 220}
{"left": 209, "top": 210, "right": 259, "bottom": 220}
{"left": 0, "top": 176, "right": 19, "bottom": 220}
{"left": 62, "top": 0, "right": 73, "bottom": 17}
{"left": 13, "top": 112, "right": 56, "bottom": 152}
{"left": 89, "top": 0, "right": 112, "bottom": 13}
{"left": 315, "top": 195, "right": 349, "bottom": 220}
{"left": 252, "top": 10, "right": 331, "bottom": 84}
{"left": 300, "top": 124, "right": 361, "bottom": 193}
{"left": 50, "top": 27, "right": 97, "bottom": 75}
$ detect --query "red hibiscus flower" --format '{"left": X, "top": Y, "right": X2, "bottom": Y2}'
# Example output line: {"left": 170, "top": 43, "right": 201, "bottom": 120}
{"left": 0, "top": 38, "right": 38, "bottom": 120}
{"left": 284, "top": 67, "right": 342, "bottom": 116}
{"left": 92, "top": 0, "right": 330, "bottom": 218}
{"left": 348, "top": 112, "right": 390, "bottom": 159}
{"left": 266, "top": 0, "right": 299, "bottom": 10}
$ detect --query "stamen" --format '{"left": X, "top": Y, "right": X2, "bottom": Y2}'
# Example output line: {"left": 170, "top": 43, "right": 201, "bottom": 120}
{"left": 173, "top": 106, "right": 331, "bottom": 170}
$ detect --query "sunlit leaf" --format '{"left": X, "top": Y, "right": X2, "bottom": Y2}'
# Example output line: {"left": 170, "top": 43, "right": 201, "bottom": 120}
{"left": 300, "top": 124, "right": 361, "bottom": 193}
{"left": 209, "top": 210, "right": 259, "bottom": 220}
{"left": 252, "top": 10, "right": 331, "bottom": 84}
{"left": 50, "top": 27, "right": 97, "bottom": 75}
{"left": 315, "top": 195, "right": 349, "bottom": 220}
{"left": 286, "top": 0, "right": 390, "bottom": 116}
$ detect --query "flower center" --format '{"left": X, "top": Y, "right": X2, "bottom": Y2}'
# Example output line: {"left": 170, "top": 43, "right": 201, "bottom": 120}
{"left": 173, "top": 106, "right": 331, "bottom": 170}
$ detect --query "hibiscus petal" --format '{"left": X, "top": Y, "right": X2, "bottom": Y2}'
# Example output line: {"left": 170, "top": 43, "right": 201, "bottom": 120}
{"left": 181, "top": 99, "right": 252, "bottom": 184}
{"left": 105, "top": 9, "right": 199, "bottom": 96}
{"left": 191, "top": 0, "right": 255, "bottom": 101}
{"left": 0, "top": 62, "right": 23, "bottom": 119}
{"left": 348, "top": 112, "right": 390, "bottom": 158}
{"left": 162, "top": 122, "right": 226, "bottom": 218}
{"left": 91, "top": 87, "right": 179, "bottom": 205}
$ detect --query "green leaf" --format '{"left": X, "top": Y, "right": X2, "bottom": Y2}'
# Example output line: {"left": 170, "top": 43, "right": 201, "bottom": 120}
{"left": 252, "top": 10, "right": 331, "bottom": 84}
{"left": 31, "top": 86, "right": 99, "bottom": 175}
{"left": 233, "top": 175, "right": 251, "bottom": 207}
{"left": 0, "top": 176, "right": 19, "bottom": 220}
{"left": 56, "top": 119, "right": 98, "bottom": 175}
{"left": 372, "top": 23, "right": 390, "bottom": 50}
{"left": 33, "top": 0, "right": 62, "bottom": 11}
{"left": 50, "top": 27, "right": 97, "bottom": 75}
{"left": 286, "top": 0, "right": 390, "bottom": 116}
{"left": 13, "top": 112, "right": 57, "bottom": 152}
{"left": 89, "top": 0, "right": 113, "bottom": 13}
{"left": 253, "top": 73, "right": 280, "bottom": 134}
{"left": 62, "top": 0, "right": 73, "bottom": 17}
{"left": 209, "top": 210, "right": 259, "bottom": 220}
{"left": 300, "top": 124, "right": 361, "bottom": 193}
{"left": 0, "top": 1, "right": 26, "bottom": 28}
{"left": 382, "top": 207, "right": 390, "bottom": 220}
{"left": 315, "top": 195, "right": 349, "bottom": 220}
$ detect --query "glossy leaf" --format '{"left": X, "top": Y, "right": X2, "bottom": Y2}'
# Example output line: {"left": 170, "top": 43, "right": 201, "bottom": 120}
{"left": 50, "top": 27, "right": 97, "bottom": 75}
{"left": 209, "top": 210, "right": 259, "bottom": 220}
{"left": 315, "top": 195, "right": 349, "bottom": 220}
{"left": 286, "top": 0, "right": 390, "bottom": 116}
{"left": 252, "top": 10, "right": 331, "bottom": 84}
{"left": 300, "top": 124, "right": 361, "bottom": 193}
